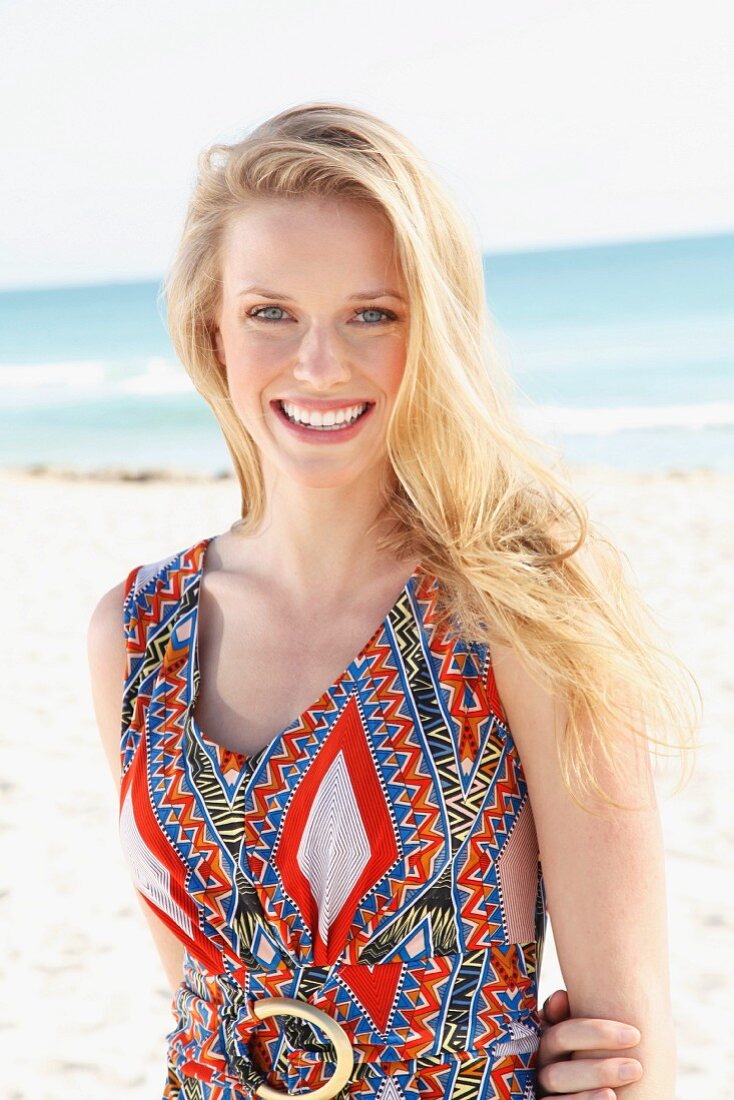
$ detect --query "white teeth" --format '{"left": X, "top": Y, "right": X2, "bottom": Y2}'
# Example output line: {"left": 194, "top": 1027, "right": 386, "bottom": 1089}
{"left": 280, "top": 401, "right": 368, "bottom": 430}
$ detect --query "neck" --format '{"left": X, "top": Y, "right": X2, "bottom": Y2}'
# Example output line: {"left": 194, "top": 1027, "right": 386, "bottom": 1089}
{"left": 235, "top": 462, "right": 401, "bottom": 597}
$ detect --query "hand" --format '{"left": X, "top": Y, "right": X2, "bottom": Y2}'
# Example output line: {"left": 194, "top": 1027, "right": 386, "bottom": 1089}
{"left": 537, "top": 989, "right": 643, "bottom": 1098}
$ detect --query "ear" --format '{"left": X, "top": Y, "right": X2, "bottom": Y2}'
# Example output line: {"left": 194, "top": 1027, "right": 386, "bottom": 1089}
{"left": 213, "top": 328, "right": 226, "bottom": 368}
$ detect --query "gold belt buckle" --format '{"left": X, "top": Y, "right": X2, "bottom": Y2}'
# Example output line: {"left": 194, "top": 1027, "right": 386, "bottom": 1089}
{"left": 251, "top": 995, "right": 355, "bottom": 1100}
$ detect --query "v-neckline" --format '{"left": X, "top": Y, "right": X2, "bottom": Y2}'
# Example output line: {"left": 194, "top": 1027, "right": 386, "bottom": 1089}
{"left": 185, "top": 535, "right": 424, "bottom": 768}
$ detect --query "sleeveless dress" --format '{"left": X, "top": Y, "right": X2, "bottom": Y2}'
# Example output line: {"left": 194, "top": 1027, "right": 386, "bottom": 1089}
{"left": 119, "top": 536, "right": 547, "bottom": 1100}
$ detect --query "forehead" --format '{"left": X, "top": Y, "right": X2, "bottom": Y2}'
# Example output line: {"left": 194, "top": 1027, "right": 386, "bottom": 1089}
{"left": 219, "top": 196, "right": 404, "bottom": 286}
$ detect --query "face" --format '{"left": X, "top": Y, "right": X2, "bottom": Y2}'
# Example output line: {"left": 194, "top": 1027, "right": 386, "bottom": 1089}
{"left": 213, "top": 196, "right": 409, "bottom": 490}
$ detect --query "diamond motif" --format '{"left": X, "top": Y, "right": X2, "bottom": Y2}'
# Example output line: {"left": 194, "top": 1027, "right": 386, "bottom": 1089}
{"left": 274, "top": 694, "right": 400, "bottom": 963}
{"left": 297, "top": 749, "right": 372, "bottom": 947}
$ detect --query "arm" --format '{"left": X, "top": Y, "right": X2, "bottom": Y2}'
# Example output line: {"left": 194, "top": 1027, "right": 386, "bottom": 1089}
{"left": 87, "top": 580, "right": 185, "bottom": 999}
{"left": 491, "top": 640, "right": 675, "bottom": 1099}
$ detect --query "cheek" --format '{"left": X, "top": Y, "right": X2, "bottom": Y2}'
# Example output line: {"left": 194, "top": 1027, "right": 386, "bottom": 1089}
{"left": 226, "top": 370, "right": 256, "bottom": 408}
{"left": 354, "top": 328, "right": 407, "bottom": 387}
{"left": 381, "top": 341, "right": 407, "bottom": 397}
{"left": 225, "top": 340, "right": 283, "bottom": 400}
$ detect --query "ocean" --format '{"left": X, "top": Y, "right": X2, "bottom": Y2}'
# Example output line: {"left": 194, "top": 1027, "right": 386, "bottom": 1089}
{"left": 2, "top": 230, "right": 732, "bottom": 476}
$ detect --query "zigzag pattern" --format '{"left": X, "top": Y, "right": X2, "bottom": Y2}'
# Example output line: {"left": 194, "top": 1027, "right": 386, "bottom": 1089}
{"left": 118, "top": 537, "right": 547, "bottom": 1099}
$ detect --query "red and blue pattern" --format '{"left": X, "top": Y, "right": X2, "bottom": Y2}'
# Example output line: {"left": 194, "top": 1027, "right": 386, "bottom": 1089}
{"left": 119, "top": 537, "right": 547, "bottom": 1098}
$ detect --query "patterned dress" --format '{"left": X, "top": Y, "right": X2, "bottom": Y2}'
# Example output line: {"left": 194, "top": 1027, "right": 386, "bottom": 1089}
{"left": 119, "top": 536, "right": 547, "bottom": 1100}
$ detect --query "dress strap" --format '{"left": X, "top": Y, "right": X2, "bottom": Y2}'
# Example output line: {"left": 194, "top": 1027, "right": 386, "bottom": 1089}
{"left": 120, "top": 551, "right": 180, "bottom": 776}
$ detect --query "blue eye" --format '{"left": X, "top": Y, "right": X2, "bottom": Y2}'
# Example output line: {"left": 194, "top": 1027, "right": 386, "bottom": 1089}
{"left": 356, "top": 308, "right": 396, "bottom": 324}
{"left": 250, "top": 306, "right": 287, "bottom": 322}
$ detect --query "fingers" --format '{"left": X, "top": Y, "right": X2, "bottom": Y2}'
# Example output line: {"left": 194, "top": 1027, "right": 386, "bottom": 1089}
{"left": 536, "top": 995, "right": 643, "bottom": 1095}
{"left": 537, "top": 1055, "right": 642, "bottom": 1097}
{"left": 538, "top": 1017, "right": 641, "bottom": 1065}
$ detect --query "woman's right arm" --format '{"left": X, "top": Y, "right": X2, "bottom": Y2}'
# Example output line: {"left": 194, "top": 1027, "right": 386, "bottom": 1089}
{"left": 86, "top": 580, "right": 185, "bottom": 999}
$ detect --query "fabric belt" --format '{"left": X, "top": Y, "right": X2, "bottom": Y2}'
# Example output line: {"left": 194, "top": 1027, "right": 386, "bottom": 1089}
{"left": 166, "top": 950, "right": 542, "bottom": 1097}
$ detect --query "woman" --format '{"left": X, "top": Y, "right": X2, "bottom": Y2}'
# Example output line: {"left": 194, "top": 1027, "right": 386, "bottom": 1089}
{"left": 88, "top": 103, "right": 699, "bottom": 1100}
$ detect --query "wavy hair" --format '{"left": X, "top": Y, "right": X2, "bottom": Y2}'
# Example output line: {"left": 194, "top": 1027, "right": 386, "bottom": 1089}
{"left": 162, "top": 101, "right": 701, "bottom": 813}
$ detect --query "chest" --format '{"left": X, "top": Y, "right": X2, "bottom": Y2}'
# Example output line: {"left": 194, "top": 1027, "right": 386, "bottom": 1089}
{"left": 190, "top": 572, "right": 412, "bottom": 758}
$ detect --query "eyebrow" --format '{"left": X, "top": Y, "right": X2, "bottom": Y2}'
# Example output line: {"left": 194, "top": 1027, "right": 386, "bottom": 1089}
{"left": 237, "top": 285, "right": 407, "bottom": 303}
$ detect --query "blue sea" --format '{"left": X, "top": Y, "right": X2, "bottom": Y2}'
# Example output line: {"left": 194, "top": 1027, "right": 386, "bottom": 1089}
{"left": 2, "top": 231, "right": 733, "bottom": 475}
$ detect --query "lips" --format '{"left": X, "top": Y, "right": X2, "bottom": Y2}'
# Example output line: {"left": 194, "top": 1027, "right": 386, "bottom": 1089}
{"left": 269, "top": 398, "right": 376, "bottom": 440}
{"left": 278, "top": 400, "right": 370, "bottom": 429}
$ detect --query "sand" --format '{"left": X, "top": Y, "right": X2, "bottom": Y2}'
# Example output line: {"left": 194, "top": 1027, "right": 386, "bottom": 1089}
{"left": 0, "top": 463, "right": 730, "bottom": 1098}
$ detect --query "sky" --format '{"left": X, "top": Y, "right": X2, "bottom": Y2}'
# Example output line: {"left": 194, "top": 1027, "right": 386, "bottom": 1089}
{"left": 1, "top": 0, "right": 732, "bottom": 290}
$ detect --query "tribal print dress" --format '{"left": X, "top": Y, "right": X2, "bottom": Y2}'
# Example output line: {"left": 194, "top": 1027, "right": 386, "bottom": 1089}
{"left": 119, "top": 536, "right": 547, "bottom": 1099}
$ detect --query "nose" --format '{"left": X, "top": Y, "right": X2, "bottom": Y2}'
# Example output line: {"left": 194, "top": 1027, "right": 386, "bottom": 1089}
{"left": 292, "top": 324, "right": 351, "bottom": 389}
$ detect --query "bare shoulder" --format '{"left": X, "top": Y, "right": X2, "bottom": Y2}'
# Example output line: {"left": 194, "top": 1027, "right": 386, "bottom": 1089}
{"left": 489, "top": 637, "right": 566, "bottom": 771}
{"left": 488, "top": 530, "right": 618, "bottom": 755}
{"left": 487, "top": 547, "right": 652, "bottom": 821}
{"left": 87, "top": 578, "right": 129, "bottom": 794}
{"left": 87, "top": 577, "right": 128, "bottom": 683}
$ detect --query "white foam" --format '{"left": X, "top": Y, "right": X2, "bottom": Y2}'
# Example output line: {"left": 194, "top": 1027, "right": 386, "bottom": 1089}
{"left": 520, "top": 402, "right": 734, "bottom": 435}
{"left": 117, "top": 357, "right": 196, "bottom": 396}
{"left": 0, "top": 356, "right": 195, "bottom": 406}
{"left": 0, "top": 360, "right": 108, "bottom": 391}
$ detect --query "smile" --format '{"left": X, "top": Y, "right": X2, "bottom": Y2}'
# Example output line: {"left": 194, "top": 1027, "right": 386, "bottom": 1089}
{"left": 272, "top": 399, "right": 375, "bottom": 442}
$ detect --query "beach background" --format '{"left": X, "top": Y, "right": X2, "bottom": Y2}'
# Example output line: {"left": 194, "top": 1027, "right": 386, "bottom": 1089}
{"left": 2, "top": 1, "right": 732, "bottom": 1096}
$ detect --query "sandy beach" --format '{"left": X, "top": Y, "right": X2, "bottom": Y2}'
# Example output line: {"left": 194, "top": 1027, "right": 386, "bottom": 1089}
{"left": 0, "top": 463, "right": 730, "bottom": 1098}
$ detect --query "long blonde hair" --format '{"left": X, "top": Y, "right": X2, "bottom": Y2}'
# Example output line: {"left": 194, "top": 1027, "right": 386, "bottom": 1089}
{"left": 162, "top": 101, "right": 701, "bottom": 813}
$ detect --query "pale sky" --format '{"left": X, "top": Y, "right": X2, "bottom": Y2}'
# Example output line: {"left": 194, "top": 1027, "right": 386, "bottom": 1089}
{"left": 1, "top": 0, "right": 732, "bottom": 290}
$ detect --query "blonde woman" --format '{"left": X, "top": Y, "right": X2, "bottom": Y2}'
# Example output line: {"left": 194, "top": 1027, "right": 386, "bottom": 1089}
{"left": 88, "top": 103, "right": 698, "bottom": 1100}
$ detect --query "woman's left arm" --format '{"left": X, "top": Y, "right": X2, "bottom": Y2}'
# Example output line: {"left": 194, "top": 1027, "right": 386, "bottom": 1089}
{"left": 491, "top": 639, "right": 676, "bottom": 1099}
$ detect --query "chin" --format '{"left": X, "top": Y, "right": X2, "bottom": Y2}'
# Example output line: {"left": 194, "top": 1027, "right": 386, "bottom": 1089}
{"left": 277, "top": 457, "right": 376, "bottom": 490}
{"left": 289, "top": 469, "right": 367, "bottom": 489}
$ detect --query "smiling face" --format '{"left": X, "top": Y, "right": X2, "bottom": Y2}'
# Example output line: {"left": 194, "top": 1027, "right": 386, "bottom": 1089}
{"left": 213, "top": 195, "right": 409, "bottom": 491}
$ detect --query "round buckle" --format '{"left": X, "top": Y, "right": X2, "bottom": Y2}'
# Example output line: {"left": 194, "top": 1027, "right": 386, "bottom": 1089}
{"left": 251, "top": 995, "right": 354, "bottom": 1100}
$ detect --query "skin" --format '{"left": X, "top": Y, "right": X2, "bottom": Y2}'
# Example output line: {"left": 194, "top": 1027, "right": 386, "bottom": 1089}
{"left": 538, "top": 990, "right": 643, "bottom": 1099}
{"left": 87, "top": 193, "right": 644, "bottom": 1097}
